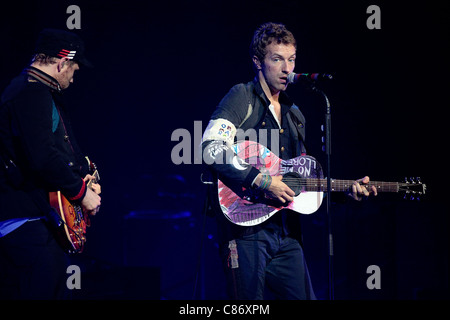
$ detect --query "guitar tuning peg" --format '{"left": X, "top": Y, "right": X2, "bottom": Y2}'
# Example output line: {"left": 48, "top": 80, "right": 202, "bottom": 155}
{"left": 403, "top": 191, "right": 410, "bottom": 200}
{"left": 409, "top": 177, "right": 415, "bottom": 183}
{"left": 404, "top": 177, "right": 409, "bottom": 183}
{"left": 417, "top": 177, "right": 422, "bottom": 183}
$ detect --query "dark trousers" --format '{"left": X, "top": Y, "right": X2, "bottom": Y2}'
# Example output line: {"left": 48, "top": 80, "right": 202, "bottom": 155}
{"left": 0, "top": 219, "right": 70, "bottom": 299}
{"left": 220, "top": 227, "right": 316, "bottom": 300}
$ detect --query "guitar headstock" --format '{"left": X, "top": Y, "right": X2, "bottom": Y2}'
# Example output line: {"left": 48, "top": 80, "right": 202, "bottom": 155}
{"left": 91, "top": 170, "right": 100, "bottom": 183}
{"left": 399, "top": 177, "right": 426, "bottom": 200}
{"left": 85, "top": 156, "right": 97, "bottom": 173}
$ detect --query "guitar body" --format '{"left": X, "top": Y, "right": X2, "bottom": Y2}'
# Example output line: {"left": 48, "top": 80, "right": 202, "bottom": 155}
{"left": 48, "top": 167, "right": 99, "bottom": 253}
{"left": 49, "top": 191, "right": 88, "bottom": 253}
{"left": 218, "top": 141, "right": 324, "bottom": 226}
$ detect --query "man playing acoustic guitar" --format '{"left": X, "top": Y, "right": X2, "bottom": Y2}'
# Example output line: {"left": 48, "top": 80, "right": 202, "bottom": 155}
{"left": 0, "top": 29, "right": 101, "bottom": 299}
{"left": 201, "top": 22, "right": 377, "bottom": 299}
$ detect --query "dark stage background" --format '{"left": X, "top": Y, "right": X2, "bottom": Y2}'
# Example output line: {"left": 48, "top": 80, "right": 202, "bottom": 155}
{"left": 1, "top": 0, "right": 449, "bottom": 300}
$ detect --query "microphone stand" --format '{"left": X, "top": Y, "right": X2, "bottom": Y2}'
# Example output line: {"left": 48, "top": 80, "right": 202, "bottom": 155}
{"left": 311, "top": 83, "right": 334, "bottom": 301}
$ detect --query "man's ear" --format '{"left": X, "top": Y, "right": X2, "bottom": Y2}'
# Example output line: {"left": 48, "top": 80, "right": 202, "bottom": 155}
{"left": 57, "top": 57, "right": 70, "bottom": 72}
{"left": 252, "top": 55, "right": 262, "bottom": 70}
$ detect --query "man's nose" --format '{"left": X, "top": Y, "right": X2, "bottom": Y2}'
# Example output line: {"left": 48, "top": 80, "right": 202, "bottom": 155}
{"left": 281, "top": 61, "right": 290, "bottom": 73}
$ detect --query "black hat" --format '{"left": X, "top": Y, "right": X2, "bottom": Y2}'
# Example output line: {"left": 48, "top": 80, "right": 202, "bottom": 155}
{"left": 34, "top": 28, "right": 93, "bottom": 68}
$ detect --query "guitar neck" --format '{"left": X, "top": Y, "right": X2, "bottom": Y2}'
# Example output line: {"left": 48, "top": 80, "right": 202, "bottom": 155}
{"left": 304, "top": 178, "right": 399, "bottom": 193}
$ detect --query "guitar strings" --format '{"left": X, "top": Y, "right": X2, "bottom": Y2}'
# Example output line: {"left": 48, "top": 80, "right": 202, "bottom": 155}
{"left": 276, "top": 177, "right": 422, "bottom": 193}
{"left": 280, "top": 177, "right": 397, "bottom": 183}
{"left": 279, "top": 178, "right": 399, "bottom": 186}
{"left": 278, "top": 177, "right": 400, "bottom": 192}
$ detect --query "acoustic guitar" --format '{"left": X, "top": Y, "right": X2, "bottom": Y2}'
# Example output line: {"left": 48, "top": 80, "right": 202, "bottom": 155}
{"left": 218, "top": 141, "right": 426, "bottom": 226}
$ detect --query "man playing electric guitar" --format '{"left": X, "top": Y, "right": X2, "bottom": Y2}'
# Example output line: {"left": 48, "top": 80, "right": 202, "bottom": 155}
{"left": 201, "top": 22, "right": 376, "bottom": 300}
{"left": 0, "top": 29, "right": 101, "bottom": 299}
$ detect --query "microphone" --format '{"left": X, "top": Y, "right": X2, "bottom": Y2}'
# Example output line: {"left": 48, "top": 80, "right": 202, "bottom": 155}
{"left": 287, "top": 72, "right": 333, "bottom": 84}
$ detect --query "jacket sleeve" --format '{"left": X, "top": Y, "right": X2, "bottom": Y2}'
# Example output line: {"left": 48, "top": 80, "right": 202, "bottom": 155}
{"left": 201, "top": 84, "right": 260, "bottom": 188}
{"left": 10, "top": 84, "right": 86, "bottom": 201}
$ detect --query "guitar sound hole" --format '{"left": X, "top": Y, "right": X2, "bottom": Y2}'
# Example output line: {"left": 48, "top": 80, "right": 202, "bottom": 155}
{"left": 282, "top": 172, "right": 302, "bottom": 196}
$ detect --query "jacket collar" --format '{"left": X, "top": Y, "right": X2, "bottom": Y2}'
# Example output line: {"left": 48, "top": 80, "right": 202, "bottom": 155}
{"left": 252, "top": 77, "right": 294, "bottom": 107}
{"left": 24, "top": 66, "right": 62, "bottom": 92}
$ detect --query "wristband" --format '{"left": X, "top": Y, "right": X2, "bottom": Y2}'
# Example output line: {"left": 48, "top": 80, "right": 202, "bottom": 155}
{"left": 257, "top": 174, "right": 272, "bottom": 191}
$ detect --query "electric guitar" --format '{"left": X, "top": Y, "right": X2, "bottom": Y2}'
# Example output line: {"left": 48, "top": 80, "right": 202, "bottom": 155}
{"left": 218, "top": 141, "right": 426, "bottom": 226}
{"left": 49, "top": 161, "right": 100, "bottom": 253}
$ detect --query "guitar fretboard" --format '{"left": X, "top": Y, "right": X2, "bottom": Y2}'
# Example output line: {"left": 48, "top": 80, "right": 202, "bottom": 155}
{"left": 292, "top": 178, "right": 400, "bottom": 193}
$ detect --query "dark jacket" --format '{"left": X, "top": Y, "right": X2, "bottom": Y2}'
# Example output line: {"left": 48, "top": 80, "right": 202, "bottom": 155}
{"left": 0, "top": 67, "right": 88, "bottom": 221}
{"left": 202, "top": 78, "right": 306, "bottom": 188}
{"left": 201, "top": 78, "right": 307, "bottom": 242}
